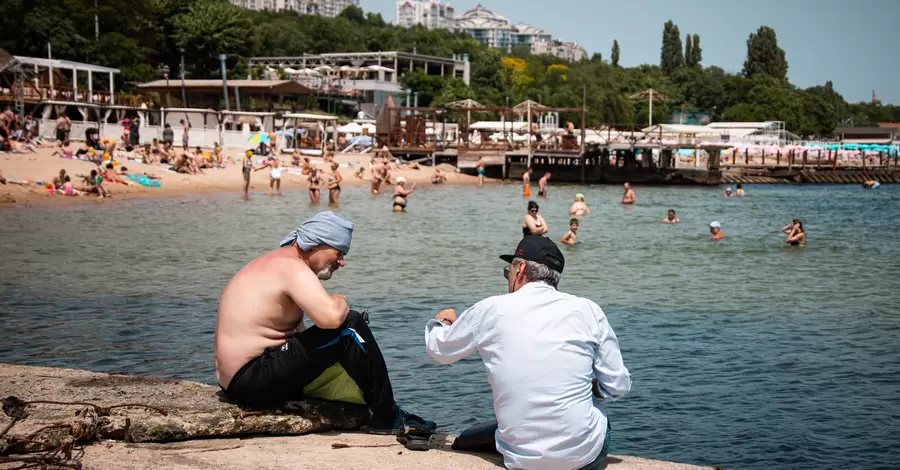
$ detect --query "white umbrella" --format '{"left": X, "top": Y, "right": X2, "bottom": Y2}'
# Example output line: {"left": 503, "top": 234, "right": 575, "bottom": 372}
{"left": 284, "top": 67, "right": 299, "bottom": 75}
{"left": 361, "top": 123, "right": 376, "bottom": 133}
{"left": 337, "top": 122, "right": 363, "bottom": 134}
{"left": 365, "top": 65, "right": 395, "bottom": 72}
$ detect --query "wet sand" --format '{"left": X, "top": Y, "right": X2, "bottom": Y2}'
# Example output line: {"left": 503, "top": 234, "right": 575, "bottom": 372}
{"left": 0, "top": 148, "right": 489, "bottom": 207}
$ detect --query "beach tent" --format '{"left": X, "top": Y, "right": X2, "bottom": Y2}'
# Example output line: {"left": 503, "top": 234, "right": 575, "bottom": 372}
{"left": 337, "top": 122, "right": 363, "bottom": 134}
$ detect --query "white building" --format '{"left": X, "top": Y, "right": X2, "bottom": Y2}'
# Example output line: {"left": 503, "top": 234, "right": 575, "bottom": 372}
{"left": 396, "top": 1, "right": 455, "bottom": 30}
{"left": 230, "top": 0, "right": 359, "bottom": 17}
{"left": 453, "top": 4, "right": 513, "bottom": 51}
{"left": 453, "top": 5, "right": 587, "bottom": 61}
{"left": 531, "top": 39, "right": 588, "bottom": 62}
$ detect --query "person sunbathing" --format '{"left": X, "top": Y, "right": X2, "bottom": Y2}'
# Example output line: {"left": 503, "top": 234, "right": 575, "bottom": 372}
{"left": 103, "top": 163, "right": 135, "bottom": 186}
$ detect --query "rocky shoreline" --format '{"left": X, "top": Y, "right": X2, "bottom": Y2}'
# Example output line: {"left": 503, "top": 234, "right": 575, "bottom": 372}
{"left": 0, "top": 364, "right": 711, "bottom": 470}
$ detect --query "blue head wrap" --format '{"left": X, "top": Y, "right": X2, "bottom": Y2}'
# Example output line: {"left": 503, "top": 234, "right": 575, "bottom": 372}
{"left": 280, "top": 211, "right": 354, "bottom": 254}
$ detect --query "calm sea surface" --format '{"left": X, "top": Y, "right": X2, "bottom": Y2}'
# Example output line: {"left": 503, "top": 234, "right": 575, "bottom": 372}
{"left": 1, "top": 184, "right": 899, "bottom": 469}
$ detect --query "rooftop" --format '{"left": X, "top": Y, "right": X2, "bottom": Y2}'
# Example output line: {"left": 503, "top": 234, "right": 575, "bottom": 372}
{"left": 10, "top": 55, "right": 120, "bottom": 74}
{"left": 137, "top": 80, "right": 311, "bottom": 94}
{"left": 455, "top": 4, "right": 510, "bottom": 29}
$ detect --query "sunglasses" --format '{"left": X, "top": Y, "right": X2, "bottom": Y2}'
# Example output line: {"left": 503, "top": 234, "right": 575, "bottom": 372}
{"left": 503, "top": 265, "right": 511, "bottom": 280}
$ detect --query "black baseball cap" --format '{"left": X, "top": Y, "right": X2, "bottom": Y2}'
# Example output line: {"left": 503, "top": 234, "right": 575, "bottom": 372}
{"left": 499, "top": 236, "right": 565, "bottom": 273}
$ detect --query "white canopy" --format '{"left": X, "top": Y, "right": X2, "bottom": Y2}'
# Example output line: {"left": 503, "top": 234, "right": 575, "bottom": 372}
{"left": 284, "top": 112, "right": 338, "bottom": 121}
{"left": 338, "top": 122, "right": 363, "bottom": 134}
{"left": 470, "top": 121, "right": 529, "bottom": 132}
{"left": 365, "top": 65, "right": 395, "bottom": 72}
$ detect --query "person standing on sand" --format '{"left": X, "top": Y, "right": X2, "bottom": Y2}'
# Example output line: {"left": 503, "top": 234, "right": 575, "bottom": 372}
{"left": 522, "top": 167, "right": 533, "bottom": 197}
{"left": 476, "top": 156, "right": 485, "bottom": 187}
{"left": 661, "top": 209, "right": 680, "bottom": 223}
{"left": 425, "top": 236, "right": 630, "bottom": 470}
{"left": 162, "top": 124, "right": 174, "bottom": 151}
{"left": 621, "top": 183, "right": 636, "bottom": 205}
{"left": 392, "top": 177, "right": 415, "bottom": 212}
{"left": 569, "top": 193, "right": 591, "bottom": 217}
{"left": 181, "top": 119, "right": 190, "bottom": 150}
{"left": 55, "top": 114, "right": 71, "bottom": 143}
{"left": 267, "top": 129, "right": 278, "bottom": 155}
{"left": 710, "top": 221, "right": 725, "bottom": 240}
{"left": 215, "top": 212, "right": 435, "bottom": 434}
{"left": 523, "top": 200, "right": 548, "bottom": 237}
{"left": 538, "top": 172, "right": 551, "bottom": 197}
{"left": 241, "top": 150, "right": 254, "bottom": 198}
{"left": 327, "top": 162, "right": 342, "bottom": 205}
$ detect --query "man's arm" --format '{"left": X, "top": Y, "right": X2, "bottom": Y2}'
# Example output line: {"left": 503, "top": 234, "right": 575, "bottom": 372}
{"left": 425, "top": 303, "right": 484, "bottom": 365}
{"left": 589, "top": 302, "right": 631, "bottom": 400}
{"left": 284, "top": 262, "right": 349, "bottom": 329}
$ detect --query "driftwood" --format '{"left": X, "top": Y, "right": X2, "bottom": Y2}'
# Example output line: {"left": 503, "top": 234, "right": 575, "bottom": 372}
{"left": 0, "top": 364, "right": 368, "bottom": 458}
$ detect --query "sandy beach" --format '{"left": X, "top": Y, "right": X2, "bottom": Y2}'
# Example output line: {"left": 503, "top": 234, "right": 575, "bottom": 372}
{"left": 0, "top": 147, "right": 489, "bottom": 207}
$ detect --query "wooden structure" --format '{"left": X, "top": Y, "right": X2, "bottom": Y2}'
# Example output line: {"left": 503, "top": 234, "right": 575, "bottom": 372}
{"left": 137, "top": 79, "right": 311, "bottom": 111}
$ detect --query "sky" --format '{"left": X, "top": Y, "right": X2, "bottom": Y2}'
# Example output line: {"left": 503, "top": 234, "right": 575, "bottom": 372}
{"left": 361, "top": 0, "right": 899, "bottom": 104}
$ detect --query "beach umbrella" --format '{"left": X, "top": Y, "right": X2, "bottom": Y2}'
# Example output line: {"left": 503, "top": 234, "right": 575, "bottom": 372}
{"left": 248, "top": 132, "right": 270, "bottom": 144}
{"left": 446, "top": 98, "right": 485, "bottom": 109}
{"left": 337, "top": 122, "right": 363, "bottom": 134}
{"left": 365, "top": 65, "right": 395, "bottom": 72}
{"left": 361, "top": 123, "right": 376, "bottom": 133}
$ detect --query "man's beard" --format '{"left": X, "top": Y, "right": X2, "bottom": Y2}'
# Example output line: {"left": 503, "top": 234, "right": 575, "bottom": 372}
{"left": 316, "top": 264, "right": 336, "bottom": 280}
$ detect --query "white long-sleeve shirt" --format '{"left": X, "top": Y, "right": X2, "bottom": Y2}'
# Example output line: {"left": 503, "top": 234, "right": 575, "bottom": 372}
{"left": 425, "top": 282, "right": 632, "bottom": 470}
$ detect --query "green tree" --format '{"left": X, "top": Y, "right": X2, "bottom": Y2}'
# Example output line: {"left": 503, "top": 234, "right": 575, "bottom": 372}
{"left": 743, "top": 26, "right": 788, "bottom": 80}
{"left": 611, "top": 40, "right": 620, "bottom": 68}
{"left": 590, "top": 52, "right": 603, "bottom": 63}
{"left": 691, "top": 34, "right": 702, "bottom": 66}
{"left": 684, "top": 34, "right": 693, "bottom": 67}
{"left": 172, "top": 1, "right": 255, "bottom": 78}
{"left": 660, "top": 20, "right": 684, "bottom": 73}
{"left": 338, "top": 5, "right": 366, "bottom": 23}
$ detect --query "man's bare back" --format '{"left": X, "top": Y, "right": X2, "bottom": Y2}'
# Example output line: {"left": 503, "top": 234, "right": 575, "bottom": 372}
{"left": 215, "top": 245, "right": 346, "bottom": 389}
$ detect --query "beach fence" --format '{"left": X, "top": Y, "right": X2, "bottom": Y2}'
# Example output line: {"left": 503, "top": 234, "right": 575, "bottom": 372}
{"left": 36, "top": 102, "right": 279, "bottom": 150}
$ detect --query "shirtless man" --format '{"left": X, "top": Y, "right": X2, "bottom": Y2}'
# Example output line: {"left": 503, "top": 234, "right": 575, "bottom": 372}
{"left": 522, "top": 167, "right": 533, "bottom": 197}
{"left": 181, "top": 119, "right": 191, "bottom": 150}
{"left": 709, "top": 221, "right": 725, "bottom": 240}
{"left": 267, "top": 129, "right": 278, "bottom": 155}
{"left": 215, "top": 212, "right": 433, "bottom": 433}
{"left": 661, "top": 209, "right": 680, "bottom": 223}
{"left": 476, "top": 156, "right": 485, "bottom": 187}
{"left": 0, "top": 106, "right": 14, "bottom": 142}
{"left": 621, "top": 182, "right": 636, "bottom": 205}
{"left": 569, "top": 193, "right": 591, "bottom": 217}
{"left": 537, "top": 172, "right": 551, "bottom": 197}
{"left": 55, "top": 114, "right": 71, "bottom": 143}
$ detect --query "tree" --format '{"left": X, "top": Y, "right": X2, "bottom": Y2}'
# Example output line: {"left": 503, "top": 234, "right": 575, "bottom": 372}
{"left": 660, "top": 20, "right": 684, "bottom": 73}
{"left": 611, "top": 40, "right": 620, "bottom": 67}
{"left": 590, "top": 52, "right": 603, "bottom": 63}
{"left": 338, "top": 5, "right": 366, "bottom": 24}
{"left": 691, "top": 34, "right": 702, "bottom": 66}
{"left": 172, "top": 1, "right": 256, "bottom": 78}
{"left": 743, "top": 26, "right": 788, "bottom": 80}
{"left": 684, "top": 34, "right": 693, "bottom": 67}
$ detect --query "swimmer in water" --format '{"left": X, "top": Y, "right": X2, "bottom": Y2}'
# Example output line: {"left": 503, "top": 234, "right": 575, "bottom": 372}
{"left": 725, "top": 187, "right": 733, "bottom": 197}
{"left": 522, "top": 167, "right": 533, "bottom": 197}
{"left": 569, "top": 193, "right": 591, "bottom": 217}
{"left": 862, "top": 180, "right": 880, "bottom": 189}
{"left": 621, "top": 183, "right": 636, "bottom": 205}
{"left": 781, "top": 219, "right": 806, "bottom": 247}
{"left": 709, "top": 221, "right": 725, "bottom": 240}
{"left": 661, "top": 209, "right": 680, "bottom": 223}
{"left": 522, "top": 200, "right": 548, "bottom": 237}
{"left": 560, "top": 218, "right": 579, "bottom": 245}
{"left": 736, "top": 183, "right": 745, "bottom": 196}
{"left": 476, "top": 156, "right": 485, "bottom": 187}
{"left": 538, "top": 172, "right": 551, "bottom": 197}
{"left": 392, "top": 177, "right": 416, "bottom": 212}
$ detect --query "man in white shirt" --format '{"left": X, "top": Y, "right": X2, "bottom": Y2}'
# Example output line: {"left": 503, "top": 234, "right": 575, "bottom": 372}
{"left": 425, "top": 236, "right": 632, "bottom": 470}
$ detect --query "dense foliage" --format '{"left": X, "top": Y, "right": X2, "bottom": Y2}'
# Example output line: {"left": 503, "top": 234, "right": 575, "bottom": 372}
{"left": 2, "top": 0, "right": 897, "bottom": 136}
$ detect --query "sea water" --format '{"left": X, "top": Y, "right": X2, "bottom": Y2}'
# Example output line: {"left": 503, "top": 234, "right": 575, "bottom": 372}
{"left": 1, "top": 184, "right": 898, "bottom": 469}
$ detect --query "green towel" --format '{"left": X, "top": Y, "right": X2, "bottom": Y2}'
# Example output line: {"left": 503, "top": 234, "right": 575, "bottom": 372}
{"left": 302, "top": 364, "right": 365, "bottom": 405}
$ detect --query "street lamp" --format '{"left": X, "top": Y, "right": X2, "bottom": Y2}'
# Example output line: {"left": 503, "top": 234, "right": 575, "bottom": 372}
{"left": 159, "top": 65, "right": 171, "bottom": 108}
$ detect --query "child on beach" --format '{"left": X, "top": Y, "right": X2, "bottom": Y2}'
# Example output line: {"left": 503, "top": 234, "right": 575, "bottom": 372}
{"left": 60, "top": 175, "right": 81, "bottom": 196}
{"left": 560, "top": 218, "right": 579, "bottom": 245}
{"left": 51, "top": 141, "right": 74, "bottom": 159}
{"left": 52, "top": 169, "right": 67, "bottom": 190}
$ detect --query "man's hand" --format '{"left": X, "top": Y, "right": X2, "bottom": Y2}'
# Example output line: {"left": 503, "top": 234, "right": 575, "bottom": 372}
{"left": 435, "top": 308, "right": 457, "bottom": 325}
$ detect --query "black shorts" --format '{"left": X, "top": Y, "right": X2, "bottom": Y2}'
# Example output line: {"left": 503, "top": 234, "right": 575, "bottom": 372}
{"left": 56, "top": 129, "right": 66, "bottom": 141}
{"left": 223, "top": 310, "right": 395, "bottom": 415}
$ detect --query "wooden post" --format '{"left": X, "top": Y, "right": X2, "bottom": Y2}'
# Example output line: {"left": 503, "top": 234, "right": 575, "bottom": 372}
{"left": 816, "top": 150, "right": 820, "bottom": 167}
{"left": 744, "top": 148, "right": 749, "bottom": 165}
{"left": 802, "top": 150, "right": 808, "bottom": 168}
{"left": 762, "top": 149, "right": 766, "bottom": 166}
{"left": 580, "top": 154, "right": 586, "bottom": 184}
{"left": 776, "top": 150, "right": 781, "bottom": 166}
{"left": 832, "top": 149, "right": 837, "bottom": 170}
{"left": 879, "top": 151, "right": 883, "bottom": 167}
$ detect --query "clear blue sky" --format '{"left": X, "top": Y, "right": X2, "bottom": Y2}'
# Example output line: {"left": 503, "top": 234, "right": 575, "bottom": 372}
{"left": 361, "top": 0, "right": 898, "bottom": 104}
